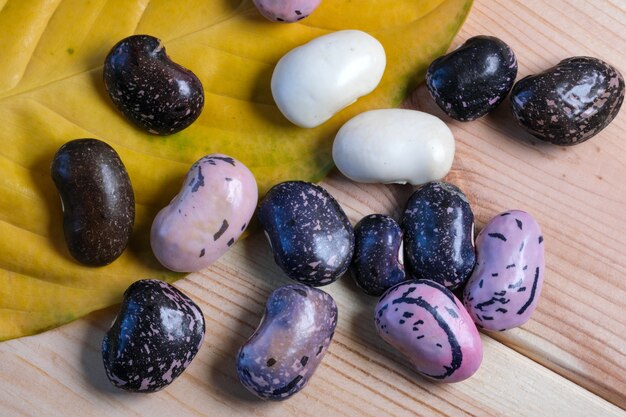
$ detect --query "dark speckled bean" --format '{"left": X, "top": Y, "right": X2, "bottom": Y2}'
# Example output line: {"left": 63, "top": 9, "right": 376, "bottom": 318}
{"left": 350, "top": 214, "right": 406, "bottom": 296}
{"left": 258, "top": 181, "right": 354, "bottom": 286}
{"left": 426, "top": 35, "right": 517, "bottom": 121}
{"left": 510, "top": 56, "right": 624, "bottom": 145}
{"left": 102, "top": 279, "right": 205, "bottom": 392}
{"left": 402, "top": 182, "right": 475, "bottom": 290}
{"left": 236, "top": 284, "right": 337, "bottom": 400}
{"left": 104, "top": 35, "right": 204, "bottom": 135}
{"left": 51, "top": 138, "right": 134, "bottom": 266}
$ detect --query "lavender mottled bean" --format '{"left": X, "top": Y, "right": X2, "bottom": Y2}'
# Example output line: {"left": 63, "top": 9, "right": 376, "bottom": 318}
{"left": 236, "top": 284, "right": 337, "bottom": 400}
{"left": 253, "top": 0, "right": 321, "bottom": 22}
{"left": 375, "top": 280, "right": 483, "bottom": 383}
{"left": 258, "top": 181, "right": 354, "bottom": 286}
{"left": 463, "top": 210, "right": 545, "bottom": 331}
{"left": 151, "top": 154, "right": 258, "bottom": 272}
{"left": 102, "top": 280, "right": 205, "bottom": 392}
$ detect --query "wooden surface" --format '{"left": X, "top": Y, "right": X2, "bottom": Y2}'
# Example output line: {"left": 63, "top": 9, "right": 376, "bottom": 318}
{"left": 1, "top": 0, "right": 625, "bottom": 416}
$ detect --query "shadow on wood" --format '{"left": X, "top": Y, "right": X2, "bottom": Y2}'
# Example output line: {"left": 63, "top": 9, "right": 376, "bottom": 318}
{"left": 79, "top": 307, "right": 130, "bottom": 396}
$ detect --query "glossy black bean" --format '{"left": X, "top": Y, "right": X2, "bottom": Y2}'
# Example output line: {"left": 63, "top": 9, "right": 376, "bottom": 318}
{"left": 104, "top": 35, "right": 204, "bottom": 135}
{"left": 426, "top": 35, "right": 517, "bottom": 121}
{"left": 402, "top": 182, "right": 475, "bottom": 290}
{"left": 51, "top": 138, "right": 134, "bottom": 266}
{"left": 102, "top": 280, "right": 205, "bottom": 393}
{"left": 510, "top": 56, "right": 624, "bottom": 145}
{"left": 350, "top": 214, "right": 406, "bottom": 296}
{"left": 257, "top": 181, "right": 354, "bottom": 287}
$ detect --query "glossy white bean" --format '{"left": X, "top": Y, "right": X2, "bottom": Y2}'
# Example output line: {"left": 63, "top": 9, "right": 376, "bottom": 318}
{"left": 271, "top": 30, "right": 386, "bottom": 128}
{"left": 332, "top": 109, "right": 455, "bottom": 185}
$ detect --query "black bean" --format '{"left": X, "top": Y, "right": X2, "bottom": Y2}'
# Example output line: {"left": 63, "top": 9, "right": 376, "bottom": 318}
{"left": 350, "top": 214, "right": 406, "bottom": 296}
{"left": 510, "top": 56, "right": 624, "bottom": 145}
{"left": 426, "top": 35, "right": 517, "bottom": 121}
{"left": 257, "top": 181, "right": 354, "bottom": 287}
{"left": 402, "top": 182, "right": 475, "bottom": 290}
{"left": 102, "top": 280, "right": 205, "bottom": 392}
{"left": 51, "top": 138, "right": 134, "bottom": 266}
{"left": 103, "top": 35, "right": 204, "bottom": 135}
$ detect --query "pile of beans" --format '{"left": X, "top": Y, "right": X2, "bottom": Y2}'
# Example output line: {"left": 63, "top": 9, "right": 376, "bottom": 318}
{"left": 47, "top": 1, "right": 624, "bottom": 399}
{"left": 249, "top": 179, "right": 545, "bottom": 391}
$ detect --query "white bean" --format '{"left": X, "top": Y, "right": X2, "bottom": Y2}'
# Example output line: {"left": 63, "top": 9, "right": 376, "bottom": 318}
{"left": 271, "top": 30, "right": 386, "bottom": 128}
{"left": 332, "top": 109, "right": 455, "bottom": 185}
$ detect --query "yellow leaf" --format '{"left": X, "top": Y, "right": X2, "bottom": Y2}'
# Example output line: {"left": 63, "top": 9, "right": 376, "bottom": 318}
{"left": 0, "top": 0, "right": 472, "bottom": 340}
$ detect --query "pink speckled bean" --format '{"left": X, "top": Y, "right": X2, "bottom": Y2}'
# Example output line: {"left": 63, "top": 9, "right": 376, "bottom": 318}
{"left": 463, "top": 210, "right": 545, "bottom": 331}
{"left": 253, "top": 0, "right": 321, "bottom": 23}
{"left": 151, "top": 154, "right": 258, "bottom": 272}
{"left": 375, "top": 280, "right": 483, "bottom": 383}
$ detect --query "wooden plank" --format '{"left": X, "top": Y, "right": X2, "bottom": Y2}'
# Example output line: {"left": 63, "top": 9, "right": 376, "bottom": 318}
{"left": 0, "top": 236, "right": 624, "bottom": 417}
{"left": 419, "top": 0, "right": 626, "bottom": 407}
{"left": 1, "top": 0, "right": 625, "bottom": 415}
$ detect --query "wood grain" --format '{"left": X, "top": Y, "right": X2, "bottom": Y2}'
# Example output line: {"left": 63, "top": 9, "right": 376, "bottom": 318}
{"left": 432, "top": 0, "right": 626, "bottom": 408}
{"left": 1, "top": 0, "right": 626, "bottom": 415}
{"left": 0, "top": 235, "right": 624, "bottom": 417}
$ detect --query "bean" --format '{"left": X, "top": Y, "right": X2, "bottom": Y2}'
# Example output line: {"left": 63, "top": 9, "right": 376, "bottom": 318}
{"left": 258, "top": 181, "right": 354, "bottom": 286}
{"left": 271, "top": 30, "right": 386, "bottom": 128}
{"left": 350, "top": 214, "right": 406, "bottom": 296}
{"left": 51, "top": 138, "right": 134, "bottom": 266}
{"left": 104, "top": 35, "right": 204, "bottom": 135}
{"left": 426, "top": 35, "right": 517, "bottom": 121}
{"left": 463, "top": 210, "right": 545, "bottom": 331}
{"left": 402, "top": 182, "right": 475, "bottom": 290}
{"left": 236, "top": 284, "right": 337, "bottom": 400}
{"left": 102, "top": 279, "right": 205, "bottom": 392}
{"left": 253, "top": 0, "right": 321, "bottom": 22}
{"left": 375, "top": 280, "right": 483, "bottom": 383}
{"left": 332, "top": 109, "right": 455, "bottom": 185}
{"left": 510, "top": 56, "right": 624, "bottom": 145}
{"left": 151, "top": 154, "right": 258, "bottom": 272}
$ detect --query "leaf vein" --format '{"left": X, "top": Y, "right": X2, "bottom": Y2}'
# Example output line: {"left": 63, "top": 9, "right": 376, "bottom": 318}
{"left": 24, "top": 97, "right": 192, "bottom": 167}
{"left": 10, "top": 0, "right": 64, "bottom": 94}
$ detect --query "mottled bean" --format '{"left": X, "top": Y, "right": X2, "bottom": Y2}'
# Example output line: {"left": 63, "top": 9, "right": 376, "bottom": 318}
{"left": 375, "top": 280, "right": 483, "bottom": 383}
{"left": 236, "top": 284, "right": 337, "bottom": 400}
{"left": 258, "top": 181, "right": 354, "bottom": 286}
{"left": 102, "top": 279, "right": 205, "bottom": 392}
{"left": 463, "top": 210, "right": 545, "bottom": 331}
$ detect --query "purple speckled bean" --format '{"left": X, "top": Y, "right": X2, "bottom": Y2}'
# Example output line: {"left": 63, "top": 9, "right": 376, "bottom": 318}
{"left": 236, "top": 284, "right": 337, "bottom": 400}
{"left": 350, "top": 214, "right": 406, "bottom": 296}
{"left": 425, "top": 35, "right": 517, "bottom": 121}
{"left": 375, "top": 280, "right": 483, "bottom": 383}
{"left": 257, "top": 181, "right": 354, "bottom": 287}
{"left": 102, "top": 280, "right": 205, "bottom": 393}
{"left": 253, "top": 0, "right": 321, "bottom": 23}
{"left": 151, "top": 154, "right": 258, "bottom": 272}
{"left": 463, "top": 210, "right": 545, "bottom": 331}
{"left": 104, "top": 35, "right": 204, "bottom": 135}
{"left": 402, "top": 181, "right": 476, "bottom": 290}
